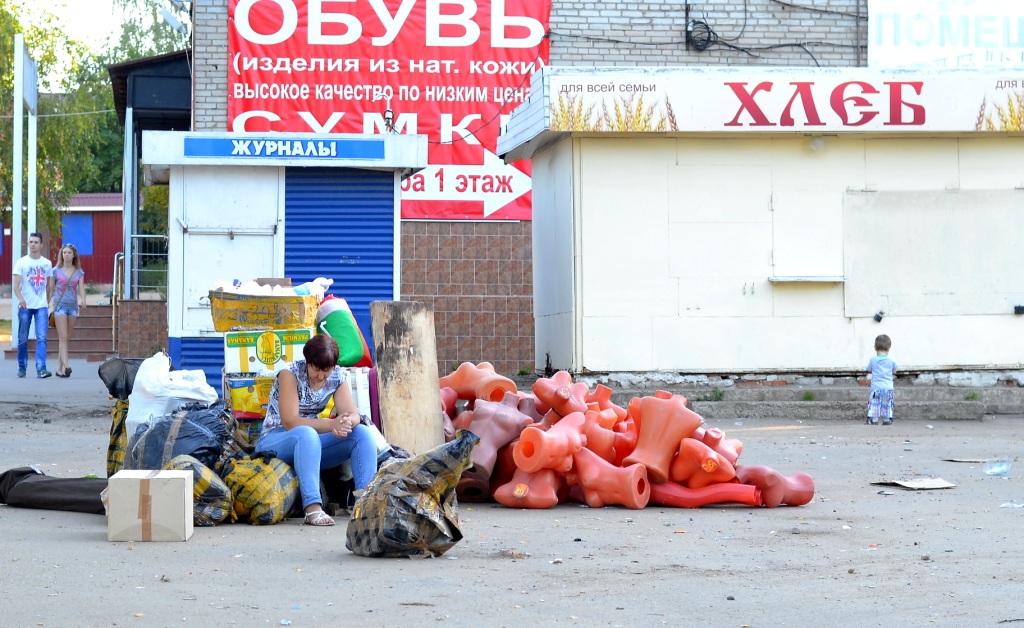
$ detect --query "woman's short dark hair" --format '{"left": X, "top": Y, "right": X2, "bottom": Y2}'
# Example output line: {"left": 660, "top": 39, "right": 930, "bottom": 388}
{"left": 303, "top": 334, "right": 339, "bottom": 370}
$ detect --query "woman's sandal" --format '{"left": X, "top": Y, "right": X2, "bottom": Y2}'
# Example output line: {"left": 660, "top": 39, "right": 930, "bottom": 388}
{"left": 303, "top": 509, "right": 335, "bottom": 526}
{"left": 64, "top": 367, "right": 72, "bottom": 377}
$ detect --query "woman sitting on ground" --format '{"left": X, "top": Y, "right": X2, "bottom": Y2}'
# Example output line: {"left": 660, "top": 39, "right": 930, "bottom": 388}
{"left": 256, "top": 334, "right": 377, "bottom": 526}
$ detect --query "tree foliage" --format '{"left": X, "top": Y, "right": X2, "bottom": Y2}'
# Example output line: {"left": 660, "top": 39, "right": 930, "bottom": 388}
{"left": 113, "top": 0, "right": 191, "bottom": 60}
{"left": 71, "top": 54, "right": 123, "bottom": 194}
{"left": 140, "top": 184, "right": 169, "bottom": 236}
{"left": 1, "top": 1, "right": 93, "bottom": 232}
{"left": 1, "top": 0, "right": 189, "bottom": 233}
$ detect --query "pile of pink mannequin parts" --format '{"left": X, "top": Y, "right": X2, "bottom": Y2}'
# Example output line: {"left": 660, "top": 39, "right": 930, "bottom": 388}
{"left": 438, "top": 362, "right": 815, "bottom": 510}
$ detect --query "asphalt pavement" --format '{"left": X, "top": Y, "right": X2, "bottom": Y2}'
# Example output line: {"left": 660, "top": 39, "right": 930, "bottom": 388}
{"left": 0, "top": 357, "right": 109, "bottom": 404}
{"left": 1, "top": 353, "right": 1023, "bottom": 625}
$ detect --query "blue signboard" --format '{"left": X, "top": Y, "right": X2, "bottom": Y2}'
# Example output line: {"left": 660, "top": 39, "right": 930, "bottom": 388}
{"left": 183, "top": 137, "right": 385, "bottom": 160}
{"left": 61, "top": 213, "right": 93, "bottom": 255}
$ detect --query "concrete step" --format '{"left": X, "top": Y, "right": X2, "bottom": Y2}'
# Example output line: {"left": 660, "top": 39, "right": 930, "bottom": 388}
{"left": 507, "top": 376, "right": 1023, "bottom": 421}
{"left": 686, "top": 399, "right": 987, "bottom": 422}
{"left": 75, "top": 318, "right": 114, "bottom": 330}
{"left": 70, "top": 306, "right": 112, "bottom": 317}
{"left": 72, "top": 326, "right": 113, "bottom": 341}
{"left": 604, "top": 385, "right": 1024, "bottom": 418}
{"left": 5, "top": 303, "right": 114, "bottom": 360}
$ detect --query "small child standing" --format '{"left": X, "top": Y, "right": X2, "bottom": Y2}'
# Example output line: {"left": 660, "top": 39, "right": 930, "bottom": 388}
{"left": 866, "top": 334, "right": 899, "bottom": 425}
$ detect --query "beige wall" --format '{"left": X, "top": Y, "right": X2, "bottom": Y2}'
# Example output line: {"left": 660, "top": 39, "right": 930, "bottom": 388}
{"left": 530, "top": 139, "right": 578, "bottom": 372}
{"left": 534, "top": 135, "right": 1024, "bottom": 373}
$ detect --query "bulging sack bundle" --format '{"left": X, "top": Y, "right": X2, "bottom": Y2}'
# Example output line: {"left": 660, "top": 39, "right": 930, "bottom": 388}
{"left": 219, "top": 452, "right": 299, "bottom": 525}
{"left": 125, "top": 402, "right": 230, "bottom": 471}
{"left": 163, "top": 455, "right": 231, "bottom": 526}
{"left": 98, "top": 357, "right": 145, "bottom": 400}
{"left": 346, "top": 430, "right": 479, "bottom": 558}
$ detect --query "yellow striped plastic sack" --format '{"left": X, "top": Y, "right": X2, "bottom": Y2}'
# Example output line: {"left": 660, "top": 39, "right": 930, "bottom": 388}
{"left": 106, "top": 399, "right": 130, "bottom": 478}
{"left": 219, "top": 453, "right": 299, "bottom": 525}
{"left": 164, "top": 455, "right": 232, "bottom": 526}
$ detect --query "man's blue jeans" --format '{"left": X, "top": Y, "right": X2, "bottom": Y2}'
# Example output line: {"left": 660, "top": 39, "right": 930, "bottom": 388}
{"left": 17, "top": 307, "right": 48, "bottom": 372}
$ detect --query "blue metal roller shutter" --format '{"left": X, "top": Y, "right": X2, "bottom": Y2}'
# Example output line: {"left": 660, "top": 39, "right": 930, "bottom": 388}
{"left": 170, "top": 336, "right": 227, "bottom": 391}
{"left": 284, "top": 168, "right": 395, "bottom": 359}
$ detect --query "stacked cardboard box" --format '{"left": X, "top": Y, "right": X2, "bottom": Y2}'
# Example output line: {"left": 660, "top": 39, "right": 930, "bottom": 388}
{"left": 210, "top": 282, "right": 377, "bottom": 439}
{"left": 208, "top": 289, "right": 319, "bottom": 333}
{"left": 222, "top": 327, "right": 314, "bottom": 436}
{"left": 211, "top": 283, "right": 319, "bottom": 435}
{"left": 224, "top": 328, "right": 315, "bottom": 374}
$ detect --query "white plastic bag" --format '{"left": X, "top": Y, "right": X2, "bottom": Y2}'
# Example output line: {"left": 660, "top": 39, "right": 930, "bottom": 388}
{"left": 125, "top": 353, "right": 219, "bottom": 439}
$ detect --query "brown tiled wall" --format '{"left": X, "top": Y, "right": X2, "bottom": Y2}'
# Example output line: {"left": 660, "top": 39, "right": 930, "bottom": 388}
{"left": 117, "top": 300, "right": 169, "bottom": 358}
{"left": 401, "top": 221, "right": 534, "bottom": 377}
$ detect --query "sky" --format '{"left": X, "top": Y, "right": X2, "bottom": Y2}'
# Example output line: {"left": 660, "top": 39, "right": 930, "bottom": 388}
{"left": 55, "top": 0, "right": 126, "bottom": 51}
{"left": 12, "top": 0, "right": 128, "bottom": 89}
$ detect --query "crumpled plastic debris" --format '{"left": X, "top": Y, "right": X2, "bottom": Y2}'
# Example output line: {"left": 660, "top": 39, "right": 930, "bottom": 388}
{"left": 346, "top": 430, "right": 479, "bottom": 558}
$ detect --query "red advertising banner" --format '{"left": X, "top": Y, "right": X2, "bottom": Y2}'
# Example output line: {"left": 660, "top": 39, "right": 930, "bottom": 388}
{"left": 227, "top": 0, "right": 551, "bottom": 220}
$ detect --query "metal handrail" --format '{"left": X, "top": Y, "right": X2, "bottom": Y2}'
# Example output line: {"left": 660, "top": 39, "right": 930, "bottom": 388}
{"left": 112, "top": 252, "right": 124, "bottom": 353}
{"left": 129, "top": 234, "right": 169, "bottom": 300}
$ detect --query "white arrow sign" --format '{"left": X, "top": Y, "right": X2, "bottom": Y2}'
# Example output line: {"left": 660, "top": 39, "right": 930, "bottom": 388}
{"left": 403, "top": 149, "right": 532, "bottom": 217}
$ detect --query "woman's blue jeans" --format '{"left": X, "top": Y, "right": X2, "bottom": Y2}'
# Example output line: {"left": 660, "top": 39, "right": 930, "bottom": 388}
{"left": 256, "top": 423, "right": 377, "bottom": 509}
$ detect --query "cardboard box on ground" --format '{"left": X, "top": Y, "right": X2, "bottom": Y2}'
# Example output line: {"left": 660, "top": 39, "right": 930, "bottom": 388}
{"left": 107, "top": 470, "right": 194, "bottom": 542}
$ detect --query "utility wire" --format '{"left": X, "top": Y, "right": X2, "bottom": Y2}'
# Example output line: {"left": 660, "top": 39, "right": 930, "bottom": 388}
{"left": 550, "top": 30, "right": 684, "bottom": 47}
{"left": 770, "top": 0, "right": 866, "bottom": 19}
{"left": 551, "top": 23, "right": 857, "bottom": 67}
{"left": 0, "top": 108, "right": 116, "bottom": 119}
{"left": 685, "top": 18, "right": 866, "bottom": 67}
{"left": 428, "top": 48, "right": 543, "bottom": 146}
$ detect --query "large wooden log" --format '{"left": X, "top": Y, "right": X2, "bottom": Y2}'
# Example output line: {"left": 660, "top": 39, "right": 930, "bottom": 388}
{"left": 369, "top": 301, "right": 443, "bottom": 455}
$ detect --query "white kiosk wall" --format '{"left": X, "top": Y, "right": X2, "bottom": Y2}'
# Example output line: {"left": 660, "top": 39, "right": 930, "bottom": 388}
{"left": 500, "top": 68, "right": 1024, "bottom": 374}
{"left": 526, "top": 135, "right": 1024, "bottom": 373}
{"left": 169, "top": 165, "right": 285, "bottom": 337}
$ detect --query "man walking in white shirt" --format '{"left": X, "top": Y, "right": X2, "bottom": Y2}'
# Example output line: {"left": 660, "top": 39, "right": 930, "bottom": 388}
{"left": 12, "top": 232, "right": 53, "bottom": 378}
